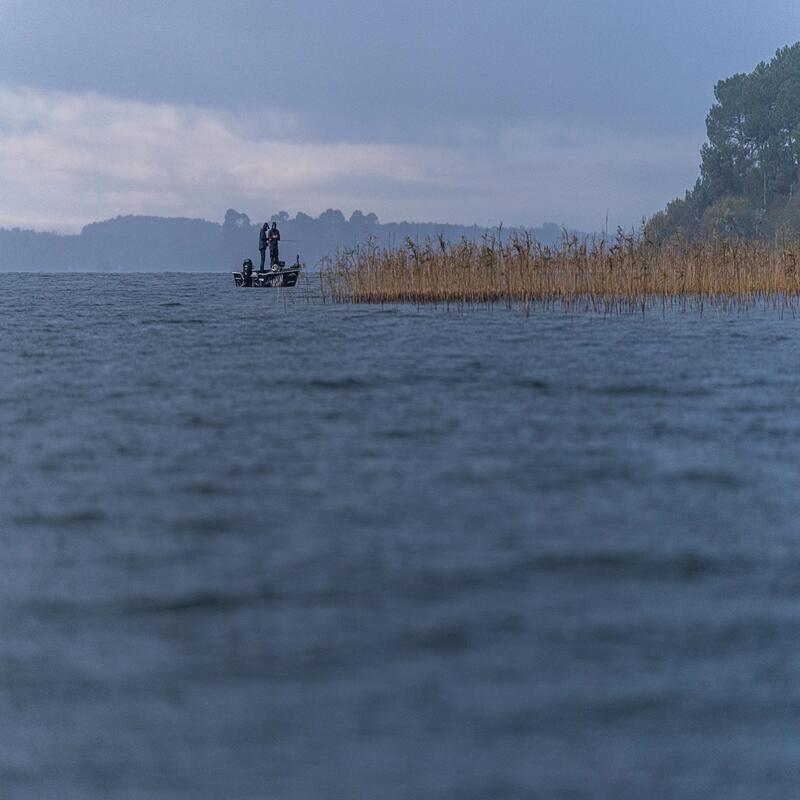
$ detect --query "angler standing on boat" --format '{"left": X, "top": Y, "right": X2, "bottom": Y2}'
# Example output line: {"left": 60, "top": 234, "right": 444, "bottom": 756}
{"left": 258, "top": 222, "right": 269, "bottom": 271}
{"left": 268, "top": 221, "right": 281, "bottom": 268}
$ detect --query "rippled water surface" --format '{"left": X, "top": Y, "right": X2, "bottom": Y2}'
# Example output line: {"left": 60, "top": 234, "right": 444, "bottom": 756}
{"left": 3, "top": 273, "right": 800, "bottom": 799}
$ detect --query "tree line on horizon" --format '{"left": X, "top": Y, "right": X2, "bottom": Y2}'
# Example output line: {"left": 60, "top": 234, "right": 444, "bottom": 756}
{"left": 0, "top": 208, "right": 568, "bottom": 272}
{"left": 648, "top": 43, "right": 800, "bottom": 242}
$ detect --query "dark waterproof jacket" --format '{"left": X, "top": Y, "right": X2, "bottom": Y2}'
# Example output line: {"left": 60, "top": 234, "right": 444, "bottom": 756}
{"left": 268, "top": 227, "right": 281, "bottom": 245}
{"left": 259, "top": 224, "right": 269, "bottom": 249}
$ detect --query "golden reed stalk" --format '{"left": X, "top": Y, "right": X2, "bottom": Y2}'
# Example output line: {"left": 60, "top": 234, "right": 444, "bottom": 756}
{"left": 319, "top": 231, "right": 800, "bottom": 313}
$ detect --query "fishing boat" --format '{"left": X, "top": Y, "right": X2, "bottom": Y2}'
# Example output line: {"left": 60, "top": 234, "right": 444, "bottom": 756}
{"left": 233, "top": 258, "right": 301, "bottom": 288}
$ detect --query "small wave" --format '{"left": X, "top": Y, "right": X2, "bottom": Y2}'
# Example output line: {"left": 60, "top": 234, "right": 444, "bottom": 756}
{"left": 528, "top": 692, "right": 680, "bottom": 728}
{"left": 511, "top": 378, "right": 551, "bottom": 392}
{"left": 119, "top": 587, "right": 279, "bottom": 615}
{"left": 529, "top": 550, "right": 740, "bottom": 578}
{"left": 672, "top": 468, "right": 742, "bottom": 488}
{"left": 595, "top": 383, "right": 711, "bottom": 398}
{"left": 270, "top": 376, "right": 379, "bottom": 391}
{"left": 180, "top": 414, "right": 226, "bottom": 430}
{"left": 12, "top": 509, "right": 108, "bottom": 526}
{"left": 177, "top": 480, "right": 230, "bottom": 496}
{"left": 168, "top": 515, "right": 237, "bottom": 535}
{"left": 140, "top": 318, "right": 205, "bottom": 325}
{"left": 406, "top": 551, "right": 753, "bottom": 599}
{"left": 401, "top": 623, "right": 472, "bottom": 653}
{"left": 723, "top": 376, "right": 770, "bottom": 389}
{"left": 33, "top": 587, "right": 281, "bottom": 619}
{"left": 305, "top": 377, "right": 377, "bottom": 390}
{"left": 381, "top": 423, "right": 458, "bottom": 440}
{"left": 729, "top": 402, "right": 791, "bottom": 414}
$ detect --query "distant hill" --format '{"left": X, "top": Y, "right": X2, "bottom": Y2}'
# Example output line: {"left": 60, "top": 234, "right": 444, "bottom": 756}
{"left": 0, "top": 209, "right": 576, "bottom": 272}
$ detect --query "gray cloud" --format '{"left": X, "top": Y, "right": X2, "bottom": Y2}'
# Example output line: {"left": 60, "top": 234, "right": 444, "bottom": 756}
{"left": 0, "top": 87, "right": 702, "bottom": 232}
{"left": 2, "top": 0, "right": 799, "bottom": 230}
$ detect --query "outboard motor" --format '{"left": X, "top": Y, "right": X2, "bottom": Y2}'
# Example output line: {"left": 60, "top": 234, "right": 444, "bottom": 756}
{"left": 242, "top": 258, "right": 254, "bottom": 287}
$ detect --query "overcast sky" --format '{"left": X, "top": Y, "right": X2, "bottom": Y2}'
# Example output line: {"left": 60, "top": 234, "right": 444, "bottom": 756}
{"left": 1, "top": 0, "right": 799, "bottom": 232}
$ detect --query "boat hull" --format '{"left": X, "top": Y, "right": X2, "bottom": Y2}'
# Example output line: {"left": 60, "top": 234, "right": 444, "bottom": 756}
{"left": 233, "top": 268, "right": 300, "bottom": 288}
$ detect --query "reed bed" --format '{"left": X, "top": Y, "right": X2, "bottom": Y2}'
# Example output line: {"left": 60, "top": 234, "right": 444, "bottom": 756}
{"left": 319, "top": 231, "right": 800, "bottom": 314}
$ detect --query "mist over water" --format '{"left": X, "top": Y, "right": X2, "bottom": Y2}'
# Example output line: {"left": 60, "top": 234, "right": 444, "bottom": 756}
{"left": 3, "top": 273, "right": 800, "bottom": 799}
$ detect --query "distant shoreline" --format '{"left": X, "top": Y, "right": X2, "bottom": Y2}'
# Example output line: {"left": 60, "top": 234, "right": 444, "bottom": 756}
{"left": 0, "top": 210, "right": 576, "bottom": 273}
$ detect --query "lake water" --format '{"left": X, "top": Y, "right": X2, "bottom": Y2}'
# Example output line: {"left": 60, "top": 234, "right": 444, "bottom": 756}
{"left": 2, "top": 273, "right": 800, "bottom": 799}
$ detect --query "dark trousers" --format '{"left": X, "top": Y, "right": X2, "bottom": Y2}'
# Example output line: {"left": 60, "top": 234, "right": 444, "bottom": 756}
{"left": 259, "top": 247, "right": 266, "bottom": 270}
{"left": 270, "top": 243, "right": 279, "bottom": 266}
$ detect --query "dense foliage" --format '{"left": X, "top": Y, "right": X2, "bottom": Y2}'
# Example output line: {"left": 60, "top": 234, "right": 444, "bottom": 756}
{"left": 648, "top": 43, "right": 800, "bottom": 241}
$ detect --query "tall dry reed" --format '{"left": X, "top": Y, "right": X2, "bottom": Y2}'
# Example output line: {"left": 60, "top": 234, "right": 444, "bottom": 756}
{"left": 319, "top": 230, "right": 800, "bottom": 313}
